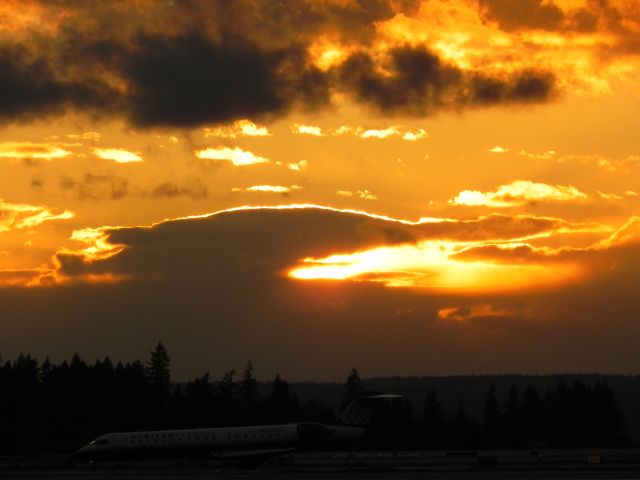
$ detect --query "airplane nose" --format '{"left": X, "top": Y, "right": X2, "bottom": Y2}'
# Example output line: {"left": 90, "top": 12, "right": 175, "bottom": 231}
{"left": 73, "top": 445, "right": 92, "bottom": 458}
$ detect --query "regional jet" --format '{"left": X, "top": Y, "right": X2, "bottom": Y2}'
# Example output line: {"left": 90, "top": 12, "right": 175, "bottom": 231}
{"left": 70, "top": 394, "right": 400, "bottom": 468}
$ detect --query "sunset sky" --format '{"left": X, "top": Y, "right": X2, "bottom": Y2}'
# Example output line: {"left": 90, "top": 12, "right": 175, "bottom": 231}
{"left": 1, "top": 0, "right": 639, "bottom": 379}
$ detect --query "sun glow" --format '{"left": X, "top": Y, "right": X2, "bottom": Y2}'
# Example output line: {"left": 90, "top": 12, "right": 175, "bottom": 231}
{"left": 289, "top": 240, "right": 580, "bottom": 292}
{"left": 308, "top": 37, "right": 353, "bottom": 71}
{"left": 69, "top": 227, "right": 125, "bottom": 260}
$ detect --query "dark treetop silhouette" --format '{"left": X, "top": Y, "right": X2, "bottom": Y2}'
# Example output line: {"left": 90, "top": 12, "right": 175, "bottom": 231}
{"left": 0, "top": 344, "right": 632, "bottom": 455}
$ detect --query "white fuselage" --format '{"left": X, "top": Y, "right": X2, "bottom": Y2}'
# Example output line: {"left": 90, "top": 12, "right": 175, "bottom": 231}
{"left": 74, "top": 422, "right": 364, "bottom": 462}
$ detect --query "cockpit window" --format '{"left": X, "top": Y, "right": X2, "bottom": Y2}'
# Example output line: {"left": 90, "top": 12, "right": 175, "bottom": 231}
{"left": 89, "top": 438, "right": 109, "bottom": 445}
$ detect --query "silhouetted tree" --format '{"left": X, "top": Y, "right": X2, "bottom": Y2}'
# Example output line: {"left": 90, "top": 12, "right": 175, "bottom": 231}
{"left": 239, "top": 361, "right": 259, "bottom": 423}
{"left": 519, "top": 385, "right": 541, "bottom": 447}
{"left": 146, "top": 342, "right": 172, "bottom": 397}
{"left": 265, "top": 374, "right": 300, "bottom": 424}
{"left": 341, "top": 367, "right": 364, "bottom": 409}
{"left": 421, "top": 390, "right": 444, "bottom": 449}
{"left": 590, "top": 381, "right": 630, "bottom": 447}
{"left": 183, "top": 372, "right": 215, "bottom": 427}
{"left": 451, "top": 400, "right": 477, "bottom": 449}
{"left": 542, "top": 379, "right": 569, "bottom": 447}
{"left": 216, "top": 369, "right": 237, "bottom": 425}
{"left": 503, "top": 385, "right": 521, "bottom": 447}
{"left": 482, "top": 383, "right": 500, "bottom": 447}
{"left": 0, "top": 350, "right": 636, "bottom": 454}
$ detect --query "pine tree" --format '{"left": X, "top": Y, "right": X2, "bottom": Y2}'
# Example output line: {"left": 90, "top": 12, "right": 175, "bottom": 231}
{"left": 503, "top": 385, "right": 521, "bottom": 447}
{"left": 520, "top": 385, "right": 541, "bottom": 446}
{"left": 216, "top": 369, "right": 237, "bottom": 425}
{"left": 146, "top": 342, "right": 172, "bottom": 397}
{"left": 452, "top": 400, "right": 476, "bottom": 449}
{"left": 341, "top": 367, "right": 364, "bottom": 409}
{"left": 483, "top": 383, "right": 500, "bottom": 447}
{"left": 239, "top": 361, "right": 259, "bottom": 422}
{"left": 240, "top": 361, "right": 257, "bottom": 404}
{"left": 268, "top": 374, "right": 299, "bottom": 423}
{"left": 422, "top": 390, "right": 444, "bottom": 449}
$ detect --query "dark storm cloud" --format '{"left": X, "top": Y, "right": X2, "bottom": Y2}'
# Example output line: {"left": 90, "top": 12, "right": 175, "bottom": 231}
{"left": 121, "top": 34, "right": 328, "bottom": 128}
{"left": 0, "top": 0, "right": 559, "bottom": 127}
{"left": 54, "top": 208, "right": 415, "bottom": 278}
{"left": 2, "top": 206, "right": 640, "bottom": 379}
{"left": 59, "top": 173, "right": 129, "bottom": 201}
{"left": 338, "top": 46, "right": 555, "bottom": 115}
{"left": 0, "top": 30, "right": 329, "bottom": 128}
{"left": 479, "top": 0, "right": 640, "bottom": 54}
{"left": 411, "top": 214, "right": 592, "bottom": 242}
{"left": 150, "top": 181, "right": 208, "bottom": 200}
{"left": 470, "top": 71, "right": 556, "bottom": 106}
{"left": 57, "top": 174, "right": 208, "bottom": 201}
{"left": 478, "top": 0, "right": 564, "bottom": 31}
{"left": 0, "top": 44, "right": 114, "bottom": 124}
{"left": 53, "top": 207, "right": 593, "bottom": 280}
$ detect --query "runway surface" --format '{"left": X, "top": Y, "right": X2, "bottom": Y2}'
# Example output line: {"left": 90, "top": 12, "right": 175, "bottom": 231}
{"left": 2, "top": 472, "right": 640, "bottom": 480}
{"left": 2, "top": 450, "right": 640, "bottom": 479}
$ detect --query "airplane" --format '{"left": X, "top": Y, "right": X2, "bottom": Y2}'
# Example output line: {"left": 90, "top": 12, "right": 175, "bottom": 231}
{"left": 69, "top": 394, "right": 402, "bottom": 468}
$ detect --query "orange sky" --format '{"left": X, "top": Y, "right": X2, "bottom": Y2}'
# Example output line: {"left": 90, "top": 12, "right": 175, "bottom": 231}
{"left": 0, "top": 0, "right": 639, "bottom": 379}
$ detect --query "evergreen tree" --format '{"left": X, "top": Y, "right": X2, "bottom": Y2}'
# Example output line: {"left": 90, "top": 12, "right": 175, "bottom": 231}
{"left": 240, "top": 361, "right": 258, "bottom": 405}
{"left": 184, "top": 372, "right": 215, "bottom": 427}
{"left": 421, "top": 390, "right": 444, "bottom": 449}
{"left": 451, "top": 400, "right": 476, "bottom": 449}
{"left": 520, "top": 385, "right": 541, "bottom": 447}
{"left": 482, "top": 383, "right": 500, "bottom": 447}
{"left": 503, "top": 385, "right": 521, "bottom": 447}
{"left": 591, "top": 381, "right": 630, "bottom": 447}
{"left": 146, "top": 342, "right": 172, "bottom": 397}
{"left": 341, "top": 367, "right": 364, "bottom": 409}
{"left": 216, "top": 369, "right": 237, "bottom": 425}
{"left": 266, "top": 374, "right": 299, "bottom": 423}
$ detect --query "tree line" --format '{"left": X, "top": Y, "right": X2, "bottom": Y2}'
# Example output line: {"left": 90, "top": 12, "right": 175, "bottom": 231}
{"left": 0, "top": 343, "right": 632, "bottom": 453}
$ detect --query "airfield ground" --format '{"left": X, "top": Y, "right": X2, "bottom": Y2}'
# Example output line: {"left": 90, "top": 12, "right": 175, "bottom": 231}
{"left": 1, "top": 450, "right": 640, "bottom": 479}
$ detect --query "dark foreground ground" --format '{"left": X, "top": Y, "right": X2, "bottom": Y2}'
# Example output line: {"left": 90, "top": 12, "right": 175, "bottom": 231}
{"left": 2, "top": 450, "right": 640, "bottom": 479}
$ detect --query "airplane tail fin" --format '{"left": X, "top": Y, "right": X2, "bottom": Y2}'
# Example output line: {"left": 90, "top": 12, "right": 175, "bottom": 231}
{"left": 338, "top": 394, "right": 403, "bottom": 427}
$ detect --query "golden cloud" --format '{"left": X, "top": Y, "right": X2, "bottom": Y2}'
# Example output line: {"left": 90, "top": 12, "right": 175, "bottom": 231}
{"left": 490, "top": 146, "right": 508, "bottom": 153}
{"left": 1, "top": 0, "right": 639, "bottom": 131}
{"left": 194, "top": 146, "right": 270, "bottom": 166}
{"left": 287, "top": 160, "right": 308, "bottom": 171}
{"left": 93, "top": 148, "right": 143, "bottom": 163}
{"left": 0, "top": 141, "right": 71, "bottom": 161}
{"left": 291, "top": 124, "right": 428, "bottom": 140}
{"left": 557, "top": 154, "right": 640, "bottom": 173}
{"left": 450, "top": 180, "right": 588, "bottom": 207}
{"left": 0, "top": 268, "right": 55, "bottom": 287}
{"left": 438, "top": 304, "right": 521, "bottom": 322}
{"left": 66, "top": 131, "right": 101, "bottom": 141}
{"left": 337, "top": 190, "right": 378, "bottom": 200}
{"left": 376, "top": 0, "right": 640, "bottom": 96}
{"left": 204, "top": 120, "right": 272, "bottom": 138}
{"left": 0, "top": 199, "right": 73, "bottom": 232}
{"left": 519, "top": 149, "right": 556, "bottom": 160}
{"left": 291, "top": 124, "right": 324, "bottom": 136}
{"left": 233, "top": 185, "right": 302, "bottom": 193}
